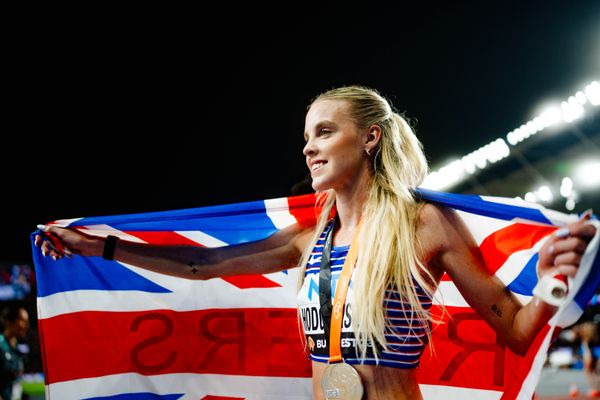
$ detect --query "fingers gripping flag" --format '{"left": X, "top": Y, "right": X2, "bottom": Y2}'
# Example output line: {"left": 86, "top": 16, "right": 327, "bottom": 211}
{"left": 31, "top": 189, "right": 600, "bottom": 400}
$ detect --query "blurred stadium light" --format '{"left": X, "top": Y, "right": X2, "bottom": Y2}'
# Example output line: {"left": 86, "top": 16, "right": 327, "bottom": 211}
{"left": 422, "top": 80, "right": 600, "bottom": 213}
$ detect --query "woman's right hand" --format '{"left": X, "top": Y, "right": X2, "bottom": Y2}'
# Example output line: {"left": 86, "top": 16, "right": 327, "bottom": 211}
{"left": 34, "top": 225, "right": 104, "bottom": 260}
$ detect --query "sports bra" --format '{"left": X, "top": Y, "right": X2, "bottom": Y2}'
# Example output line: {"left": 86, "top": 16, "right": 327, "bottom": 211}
{"left": 296, "top": 220, "right": 432, "bottom": 368}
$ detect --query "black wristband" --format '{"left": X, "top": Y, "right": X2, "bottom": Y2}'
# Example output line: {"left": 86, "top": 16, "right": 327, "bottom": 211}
{"left": 102, "top": 235, "right": 119, "bottom": 261}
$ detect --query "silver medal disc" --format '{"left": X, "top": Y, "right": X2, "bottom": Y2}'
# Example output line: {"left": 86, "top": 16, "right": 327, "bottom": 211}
{"left": 321, "top": 362, "right": 364, "bottom": 400}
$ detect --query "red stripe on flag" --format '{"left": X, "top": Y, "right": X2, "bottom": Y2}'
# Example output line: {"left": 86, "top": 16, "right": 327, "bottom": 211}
{"left": 221, "top": 275, "right": 282, "bottom": 288}
{"left": 124, "top": 231, "right": 204, "bottom": 246}
{"left": 419, "top": 305, "right": 538, "bottom": 393}
{"left": 287, "top": 194, "right": 319, "bottom": 228}
{"left": 201, "top": 396, "right": 245, "bottom": 400}
{"left": 40, "top": 308, "right": 312, "bottom": 384}
{"left": 479, "top": 223, "right": 556, "bottom": 275}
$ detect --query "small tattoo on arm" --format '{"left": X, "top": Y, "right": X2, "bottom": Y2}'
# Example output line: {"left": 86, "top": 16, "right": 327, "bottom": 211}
{"left": 188, "top": 261, "right": 199, "bottom": 274}
{"left": 491, "top": 304, "right": 502, "bottom": 317}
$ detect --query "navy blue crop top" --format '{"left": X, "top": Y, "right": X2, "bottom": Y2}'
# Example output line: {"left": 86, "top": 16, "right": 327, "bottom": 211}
{"left": 296, "top": 220, "right": 432, "bottom": 368}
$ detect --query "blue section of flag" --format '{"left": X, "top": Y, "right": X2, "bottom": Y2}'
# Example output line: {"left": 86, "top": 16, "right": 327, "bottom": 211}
{"left": 66, "top": 199, "right": 278, "bottom": 244}
{"left": 416, "top": 188, "right": 552, "bottom": 224}
{"left": 506, "top": 254, "right": 538, "bottom": 296}
{"left": 574, "top": 248, "right": 600, "bottom": 310}
{"left": 31, "top": 235, "right": 171, "bottom": 297}
{"left": 82, "top": 393, "right": 184, "bottom": 400}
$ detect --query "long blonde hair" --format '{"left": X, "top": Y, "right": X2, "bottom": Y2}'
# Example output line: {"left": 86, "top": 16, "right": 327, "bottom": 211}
{"left": 298, "top": 85, "right": 436, "bottom": 361}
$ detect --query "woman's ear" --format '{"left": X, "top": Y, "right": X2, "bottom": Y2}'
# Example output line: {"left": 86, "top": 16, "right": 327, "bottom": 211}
{"left": 365, "top": 125, "right": 382, "bottom": 152}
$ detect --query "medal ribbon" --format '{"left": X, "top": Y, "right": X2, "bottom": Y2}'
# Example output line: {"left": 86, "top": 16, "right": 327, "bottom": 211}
{"left": 319, "top": 219, "right": 362, "bottom": 363}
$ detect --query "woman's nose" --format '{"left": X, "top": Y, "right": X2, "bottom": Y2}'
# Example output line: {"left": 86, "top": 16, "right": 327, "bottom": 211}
{"left": 303, "top": 139, "right": 316, "bottom": 156}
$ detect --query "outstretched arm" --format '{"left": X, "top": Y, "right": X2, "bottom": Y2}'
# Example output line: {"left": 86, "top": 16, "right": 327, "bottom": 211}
{"left": 35, "top": 223, "right": 314, "bottom": 280}
{"left": 419, "top": 204, "right": 596, "bottom": 355}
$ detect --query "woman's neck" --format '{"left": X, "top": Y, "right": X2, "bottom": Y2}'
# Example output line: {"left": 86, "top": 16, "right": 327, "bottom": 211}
{"left": 335, "top": 197, "right": 363, "bottom": 231}
{"left": 334, "top": 180, "right": 369, "bottom": 236}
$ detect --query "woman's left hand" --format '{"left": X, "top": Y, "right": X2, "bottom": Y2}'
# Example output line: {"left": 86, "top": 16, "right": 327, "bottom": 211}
{"left": 537, "top": 209, "right": 597, "bottom": 279}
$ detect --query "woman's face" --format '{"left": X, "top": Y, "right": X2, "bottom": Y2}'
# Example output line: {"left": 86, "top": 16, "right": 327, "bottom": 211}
{"left": 303, "top": 99, "right": 368, "bottom": 193}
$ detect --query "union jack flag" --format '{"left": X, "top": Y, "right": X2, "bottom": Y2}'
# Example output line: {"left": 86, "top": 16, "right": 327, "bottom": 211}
{"left": 31, "top": 189, "right": 600, "bottom": 399}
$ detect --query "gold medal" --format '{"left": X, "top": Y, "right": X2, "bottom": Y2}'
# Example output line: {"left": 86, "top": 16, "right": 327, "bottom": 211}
{"left": 321, "top": 362, "right": 364, "bottom": 400}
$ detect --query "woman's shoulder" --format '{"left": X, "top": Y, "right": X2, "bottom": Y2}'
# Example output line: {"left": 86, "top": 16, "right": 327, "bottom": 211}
{"left": 415, "top": 201, "right": 462, "bottom": 255}
{"left": 416, "top": 201, "right": 457, "bottom": 230}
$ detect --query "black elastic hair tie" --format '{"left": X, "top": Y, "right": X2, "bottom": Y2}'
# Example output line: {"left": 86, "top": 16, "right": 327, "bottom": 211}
{"left": 102, "top": 235, "right": 119, "bottom": 261}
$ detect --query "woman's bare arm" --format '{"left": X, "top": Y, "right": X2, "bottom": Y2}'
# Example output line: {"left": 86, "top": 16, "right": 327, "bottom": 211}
{"left": 418, "top": 203, "right": 596, "bottom": 355}
{"left": 36, "top": 223, "right": 314, "bottom": 280}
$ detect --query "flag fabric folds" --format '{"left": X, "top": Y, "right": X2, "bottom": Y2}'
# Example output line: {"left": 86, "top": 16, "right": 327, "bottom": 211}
{"left": 31, "top": 189, "right": 600, "bottom": 400}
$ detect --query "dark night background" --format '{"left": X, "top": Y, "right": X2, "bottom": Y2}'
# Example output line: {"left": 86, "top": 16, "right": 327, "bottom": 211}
{"left": 4, "top": 1, "right": 600, "bottom": 265}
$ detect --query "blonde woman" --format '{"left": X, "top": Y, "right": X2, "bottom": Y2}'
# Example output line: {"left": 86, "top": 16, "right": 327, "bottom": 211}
{"left": 36, "top": 85, "right": 596, "bottom": 399}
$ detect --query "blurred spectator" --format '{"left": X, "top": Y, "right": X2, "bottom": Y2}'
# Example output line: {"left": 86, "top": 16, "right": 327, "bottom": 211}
{"left": 0, "top": 305, "right": 29, "bottom": 400}
{"left": 572, "top": 321, "right": 600, "bottom": 397}
{"left": 0, "top": 266, "right": 32, "bottom": 302}
{"left": 10, "top": 266, "right": 30, "bottom": 301}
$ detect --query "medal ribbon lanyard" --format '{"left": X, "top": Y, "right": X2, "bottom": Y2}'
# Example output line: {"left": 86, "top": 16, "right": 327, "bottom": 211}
{"left": 319, "top": 220, "right": 362, "bottom": 363}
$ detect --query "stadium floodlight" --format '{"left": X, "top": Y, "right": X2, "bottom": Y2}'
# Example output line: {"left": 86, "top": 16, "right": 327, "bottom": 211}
{"left": 585, "top": 81, "right": 600, "bottom": 105}
{"left": 422, "top": 80, "right": 599, "bottom": 191}
{"left": 537, "top": 185, "right": 553, "bottom": 203}
{"left": 525, "top": 192, "right": 536, "bottom": 202}
{"left": 574, "top": 160, "right": 600, "bottom": 188}
{"left": 560, "top": 177, "right": 573, "bottom": 198}
{"left": 561, "top": 98, "right": 585, "bottom": 123}
{"left": 575, "top": 91, "right": 587, "bottom": 104}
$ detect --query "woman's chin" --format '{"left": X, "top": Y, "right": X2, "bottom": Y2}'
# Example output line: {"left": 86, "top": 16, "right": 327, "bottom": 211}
{"left": 310, "top": 179, "right": 329, "bottom": 193}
